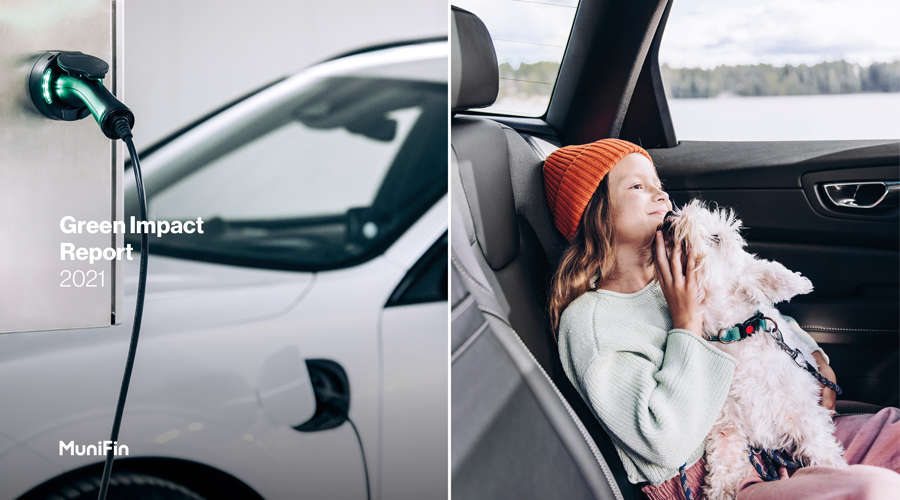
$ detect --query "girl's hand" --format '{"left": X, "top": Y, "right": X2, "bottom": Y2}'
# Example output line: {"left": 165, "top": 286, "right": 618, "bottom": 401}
{"left": 654, "top": 231, "right": 702, "bottom": 335}
{"left": 812, "top": 351, "right": 837, "bottom": 412}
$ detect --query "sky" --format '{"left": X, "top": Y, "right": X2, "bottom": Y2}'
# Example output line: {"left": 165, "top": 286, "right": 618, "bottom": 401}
{"left": 453, "top": 0, "right": 577, "bottom": 69}
{"left": 454, "top": 0, "right": 900, "bottom": 69}
{"left": 659, "top": 0, "right": 900, "bottom": 68}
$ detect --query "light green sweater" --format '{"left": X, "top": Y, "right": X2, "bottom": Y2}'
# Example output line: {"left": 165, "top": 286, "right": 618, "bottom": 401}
{"left": 558, "top": 280, "right": 824, "bottom": 486}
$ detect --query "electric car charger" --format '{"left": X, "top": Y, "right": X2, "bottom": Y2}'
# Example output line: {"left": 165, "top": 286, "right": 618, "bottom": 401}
{"left": 28, "top": 50, "right": 374, "bottom": 500}
{"left": 29, "top": 51, "right": 148, "bottom": 500}
{"left": 29, "top": 51, "right": 135, "bottom": 139}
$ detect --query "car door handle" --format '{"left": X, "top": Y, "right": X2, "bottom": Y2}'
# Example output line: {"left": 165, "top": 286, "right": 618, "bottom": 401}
{"left": 822, "top": 181, "right": 899, "bottom": 209}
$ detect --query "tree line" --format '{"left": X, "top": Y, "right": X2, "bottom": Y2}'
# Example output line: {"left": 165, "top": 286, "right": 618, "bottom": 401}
{"left": 498, "top": 61, "right": 560, "bottom": 100}
{"left": 498, "top": 60, "right": 900, "bottom": 99}
{"left": 662, "top": 60, "right": 900, "bottom": 98}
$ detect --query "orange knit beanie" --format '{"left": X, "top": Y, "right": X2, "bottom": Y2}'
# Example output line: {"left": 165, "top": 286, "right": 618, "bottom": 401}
{"left": 543, "top": 139, "right": 653, "bottom": 241}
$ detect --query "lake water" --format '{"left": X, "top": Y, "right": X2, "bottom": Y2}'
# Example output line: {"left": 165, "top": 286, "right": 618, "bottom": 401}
{"left": 667, "top": 92, "right": 900, "bottom": 141}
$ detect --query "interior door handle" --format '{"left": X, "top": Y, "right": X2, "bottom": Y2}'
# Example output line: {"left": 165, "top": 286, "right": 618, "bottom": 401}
{"left": 822, "top": 181, "right": 899, "bottom": 209}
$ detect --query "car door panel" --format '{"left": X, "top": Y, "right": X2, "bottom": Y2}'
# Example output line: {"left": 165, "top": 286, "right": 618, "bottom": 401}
{"left": 648, "top": 140, "right": 898, "bottom": 189}
{"left": 666, "top": 189, "right": 896, "bottom": 248}
{"left": 380, "top": 301, "right": 448, "bottom": 500}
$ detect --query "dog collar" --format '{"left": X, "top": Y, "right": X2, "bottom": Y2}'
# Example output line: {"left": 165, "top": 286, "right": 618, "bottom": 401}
{"left": 709, "top": 311, "right": 769, "bottom": 343}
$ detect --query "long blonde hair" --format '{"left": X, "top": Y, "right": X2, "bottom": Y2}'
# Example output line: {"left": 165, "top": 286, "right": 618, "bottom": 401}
{"left": 548, "top": 177, "right": 618, "bottom": 335}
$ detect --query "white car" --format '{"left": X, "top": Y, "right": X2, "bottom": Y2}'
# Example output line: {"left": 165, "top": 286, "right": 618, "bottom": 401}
{"left": 0, "top": 39, "right": 448, "bottom": 500}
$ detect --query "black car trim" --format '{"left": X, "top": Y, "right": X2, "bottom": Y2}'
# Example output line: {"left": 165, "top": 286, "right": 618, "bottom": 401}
{"left": 386, "top": 232, "right": 448, "bottom": 307}
{"left": 619, "top": 0, "right": 677, "bottom": 149}
{"left": 459, "top": 115, "right": 559, "bottom": 137}
{"left": 126, "top": 194, "right": 446, "bottom": 274}
{"left": 546, "top": 0, "right": 670, "bottom": 145}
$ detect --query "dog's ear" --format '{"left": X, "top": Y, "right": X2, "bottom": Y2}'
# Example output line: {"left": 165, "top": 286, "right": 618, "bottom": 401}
{"left": 736, "top": 257, "right": 813, "bottom": 305}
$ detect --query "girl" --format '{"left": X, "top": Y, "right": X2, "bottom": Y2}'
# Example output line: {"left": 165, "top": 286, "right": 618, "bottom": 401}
{"left": 543, "top": 139, "right": 900, "bottom": 500}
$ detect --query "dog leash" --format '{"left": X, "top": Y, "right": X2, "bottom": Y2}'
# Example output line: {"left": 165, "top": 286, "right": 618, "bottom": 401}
{"left": 709, "top": 311, "right": 842, "bottom": 395}
{"left": 679, "top": 463, "right": 693, "bottom": 500}
{"left": 763, "top": 317, "right": 842, "bottom": 396}
{"left": 748, "top": 447, "right": 805, "bottom": 481}
{"left": 750, "top": 315, "right": 841, "bottom": 482}
{"left": 677, "top": 313, "right": 844, "bottom": 496}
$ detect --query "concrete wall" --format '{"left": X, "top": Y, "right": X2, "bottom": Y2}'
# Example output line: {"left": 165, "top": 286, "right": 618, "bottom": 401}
{"left": 125, "top": 0, "right": 447, "bottom": 150}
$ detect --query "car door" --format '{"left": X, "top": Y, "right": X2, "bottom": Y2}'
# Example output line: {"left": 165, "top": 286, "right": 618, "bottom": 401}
{"left": 380, "top": 232, "right": 448, "bottom": 500}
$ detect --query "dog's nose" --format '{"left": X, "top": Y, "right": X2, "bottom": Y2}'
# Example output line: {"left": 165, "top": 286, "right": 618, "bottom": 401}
{"left": 659, "top": 211, "right": 676, "bottom": 234}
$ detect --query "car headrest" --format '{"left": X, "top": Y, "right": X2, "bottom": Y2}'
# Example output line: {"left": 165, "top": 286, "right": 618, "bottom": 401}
{"left": 451, "top": 6, "right": 499, "bottom": 112}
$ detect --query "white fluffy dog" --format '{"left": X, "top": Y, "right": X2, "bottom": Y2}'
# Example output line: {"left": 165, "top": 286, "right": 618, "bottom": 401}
{"left": 661, "top": 200, "right": 846, "bottom": 500}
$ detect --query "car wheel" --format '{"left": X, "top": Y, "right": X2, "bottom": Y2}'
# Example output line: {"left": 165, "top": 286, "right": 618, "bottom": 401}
{"left": 43, "top": 472, "right": 205, "bottom": 500}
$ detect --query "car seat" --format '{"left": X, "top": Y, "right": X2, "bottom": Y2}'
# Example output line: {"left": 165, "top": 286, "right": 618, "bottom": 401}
{"left": 451, "top": 211, "right": 624, "bottom": 499}
{"left": 451, "top": 6, "right": 645, "bottom": 500}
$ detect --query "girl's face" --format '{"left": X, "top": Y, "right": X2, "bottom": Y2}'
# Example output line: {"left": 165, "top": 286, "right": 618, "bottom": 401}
{"left": 605, "top": 153, "right": 671, "bottom": 246}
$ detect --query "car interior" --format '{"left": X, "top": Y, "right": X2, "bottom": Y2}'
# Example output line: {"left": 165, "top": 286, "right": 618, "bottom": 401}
{"left": 449, "top": 2, "right": 899, "bottom": 499}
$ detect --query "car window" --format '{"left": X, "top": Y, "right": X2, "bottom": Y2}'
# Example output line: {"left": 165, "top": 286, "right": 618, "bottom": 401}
{"left": 452, "top": 0, "right": 579, "bottom": 117}
{"left": 129, "top": 76, "right": 447, "bottom": 271}
{"left": 658, "top": 0, "right": 900, "bottom": 141}
{"left": 150, "top": 107, "right": 422, "bottom": 222}
{"left": 386, "top": 233, "right": 448, "bottom": 306}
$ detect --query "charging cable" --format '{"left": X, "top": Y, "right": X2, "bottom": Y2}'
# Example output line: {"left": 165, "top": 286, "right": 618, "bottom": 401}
{"left": 28, "top": 51, "right": 148, "bottom": 500}
{"left": 347, "top": 416, "right": 371, "bottom": 500}
{"left": 96, "top": 117, "right": 148, "bottom": 500}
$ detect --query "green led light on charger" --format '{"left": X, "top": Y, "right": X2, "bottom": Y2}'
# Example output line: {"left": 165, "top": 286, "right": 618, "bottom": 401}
{"left": 41, "top": 68, "right": 53, "bottom": 104}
